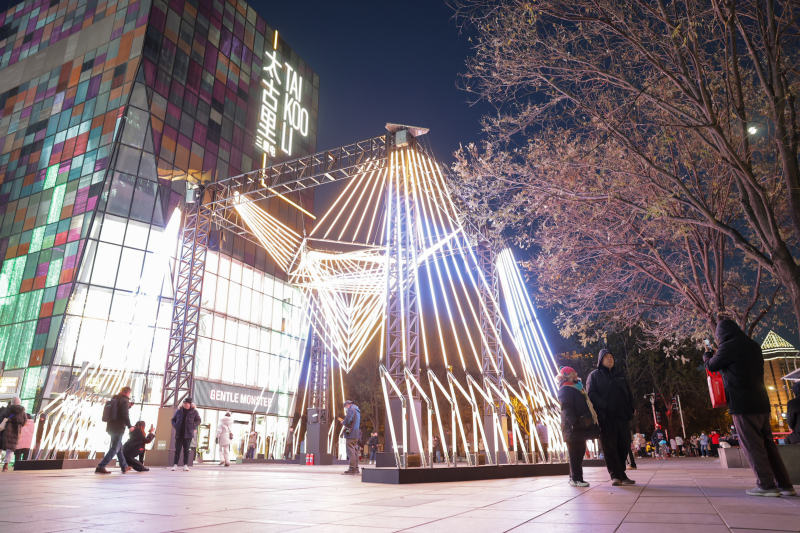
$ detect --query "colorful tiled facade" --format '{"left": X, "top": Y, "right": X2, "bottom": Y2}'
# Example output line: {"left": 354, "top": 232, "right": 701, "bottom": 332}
{"left": 0, "top": 0, "right": 318, "bottom": 458}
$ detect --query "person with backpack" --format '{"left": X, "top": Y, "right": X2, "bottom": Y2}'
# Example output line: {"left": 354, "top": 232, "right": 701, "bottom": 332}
{"left": 95, "top": 386, "right": 133, "bottom": 474}
{"left": 123, "top": 421, "right": 155, "bottom": 472}
{"left": 1, "top": 397, "right": 27, "bottom": 471}
{"left": 171, "top": 397, "right": 201, "bottom": 471}
{"left": 338, "top": 399, "right": 361, "bottom": 474}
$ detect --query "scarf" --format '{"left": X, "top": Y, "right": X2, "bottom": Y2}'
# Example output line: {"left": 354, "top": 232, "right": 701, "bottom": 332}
{"left": 562, "top": 381, "right": 599, "bottom": 424}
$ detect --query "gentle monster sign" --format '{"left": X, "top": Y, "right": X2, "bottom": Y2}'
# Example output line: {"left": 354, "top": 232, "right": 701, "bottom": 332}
{"left": 255, "top": 33, "right": 310, "bottom": 159}
{"left": 193, "top": 380, "right": 280, "bottom": 414}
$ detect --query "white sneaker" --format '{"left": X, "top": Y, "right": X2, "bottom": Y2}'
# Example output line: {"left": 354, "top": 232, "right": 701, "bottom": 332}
{"left": 171, "top": 465, "right": 177, "bottom": 471}
{"left": 183, "top": 465, "right": 190, "bottom": 471}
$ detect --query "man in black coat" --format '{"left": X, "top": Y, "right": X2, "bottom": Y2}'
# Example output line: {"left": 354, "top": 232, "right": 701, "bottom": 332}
{"left": 587, "top": 349, "right": 635, "bottom": 486}
{"left": 95, "top": 386, "right": 133, "bottom": 474}
{"left": 787, "top": 381, "right": 800, "bottom": 445}
{"left": 171, "top": 397, "right": 201, "bottom": 471}
{"left": 705, "top": 319, "right": 795, "bottom": 497}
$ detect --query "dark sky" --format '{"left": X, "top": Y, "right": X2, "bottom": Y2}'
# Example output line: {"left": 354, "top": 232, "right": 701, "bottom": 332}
{"left": 251, "top": 1, "right": 488, "bottom": 163}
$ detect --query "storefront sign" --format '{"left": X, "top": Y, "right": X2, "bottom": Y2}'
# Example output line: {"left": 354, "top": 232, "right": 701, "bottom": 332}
{"left": 255, "top": 31, "right": 310, "bottom": 159}
{"left": 193, "top": 380, "right": 280, "bottom": 414}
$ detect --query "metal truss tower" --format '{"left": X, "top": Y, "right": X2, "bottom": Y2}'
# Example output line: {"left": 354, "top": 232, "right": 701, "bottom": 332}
{"left": 161, "top": 186, "right": 215, "bottom": 408}
{"left": 477, "top": 239, "right": 504, "bottom": 412}
{"left": 161, "top": 136, "right": 387, "bottom": 409}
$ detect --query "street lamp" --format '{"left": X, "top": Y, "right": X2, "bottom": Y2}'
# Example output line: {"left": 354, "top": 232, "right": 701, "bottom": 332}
{"left": 747, "top": 125, "right": 758, "bottom": 135}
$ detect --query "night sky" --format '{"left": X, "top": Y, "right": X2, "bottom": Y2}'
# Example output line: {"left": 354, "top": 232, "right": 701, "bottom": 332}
{"left": 250, "top": 1, "right": 488, "bottom": 163}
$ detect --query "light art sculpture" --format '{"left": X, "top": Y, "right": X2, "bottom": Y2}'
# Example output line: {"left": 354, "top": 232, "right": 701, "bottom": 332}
{"left": 234, "top": 130, "right": 565, "bottom": 467}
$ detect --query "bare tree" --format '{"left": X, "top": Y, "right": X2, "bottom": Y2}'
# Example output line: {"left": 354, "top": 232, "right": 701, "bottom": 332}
{"left": 450, "top": 0, "right": 800, "bottom": 338}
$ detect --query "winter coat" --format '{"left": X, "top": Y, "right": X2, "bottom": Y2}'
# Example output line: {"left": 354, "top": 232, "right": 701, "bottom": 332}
{"left": 217, "top": 415, "right": 234, "bottom": 446}
{"left": 1, "top": 405, "right": 27, "bottom": 450}
{"left": 558, "top": 384, "right": 594, "bottom": 441}
{"left": 342, "top": 404, "right": 361, "bottom": 441}
{"left": 171, "top": 406, "right": 202, "bottom": 440}
{"left": 704, "top": 319, "right": 770, "bottom": 415}
{"left": 787, "top": 381, "right": 800, "bottom": 444}
{"left": 106, "top": 394, "right": 132, "bottom": 434}
{"left": 586, "top": 351, "right": 634, "bottom": 425}
{"left": 123, "top": 426, "right": 154, "bottom": 457}
{"left": 367, "top": 435, "right": 379, "bottom": 450}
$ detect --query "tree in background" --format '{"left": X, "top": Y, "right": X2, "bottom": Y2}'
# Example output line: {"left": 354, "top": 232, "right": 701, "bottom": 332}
{"left": 450, "top": 0, "right": 800, "bottom": 343}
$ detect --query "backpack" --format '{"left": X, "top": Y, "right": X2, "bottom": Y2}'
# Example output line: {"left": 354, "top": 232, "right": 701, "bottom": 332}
{"left": 101, "top": 398, "right": 116, "bottom": 422}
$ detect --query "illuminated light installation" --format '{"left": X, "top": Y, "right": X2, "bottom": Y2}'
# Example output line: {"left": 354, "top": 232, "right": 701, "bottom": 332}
{"left": 35, "top": 208, "right": 183, "bottom": 458}
{"left": 234, "top": 131, "right": 567, "bottom": 468}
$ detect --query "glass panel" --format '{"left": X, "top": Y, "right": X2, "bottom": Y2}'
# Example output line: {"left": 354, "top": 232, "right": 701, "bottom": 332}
{"left": 99, "top": 214, "right": 127, "bottom": 244}
{"left": 106, "top": 172, "right": 136, "bottom": 217}
{"left": 130, "top": 179, "right": 157, "bottom": 223}
{"left": 121, "top": 107, "right": 147, "bottom": 148}
{"left": 84, "top": 286, "right": 113, "bottom": 319}
{"left": 123, "top": 220, "right": 149, "bottom": 249}
{"left": 90, "top": 242, "right": 121, "bottom": 287}
{"left": 115, "top": 145, "right": 141, "bottom": 175}
{"left": 116, "top": 247, "right": 145, "bottom": 292}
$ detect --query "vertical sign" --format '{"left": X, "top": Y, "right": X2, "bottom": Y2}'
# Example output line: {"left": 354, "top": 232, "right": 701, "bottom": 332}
{"left": 256, "top": 30, "right": 310, "bottom": 160}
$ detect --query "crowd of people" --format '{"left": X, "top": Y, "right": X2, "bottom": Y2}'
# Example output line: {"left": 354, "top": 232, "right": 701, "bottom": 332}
{"left": 557, "top": 318, "right": 798, "bottom": 498}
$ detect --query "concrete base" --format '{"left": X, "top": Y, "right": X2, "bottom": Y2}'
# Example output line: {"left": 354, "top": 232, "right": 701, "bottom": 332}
{"left": 362, "top": 459, "right": 606, "bottom": 484}
{"left": 780, "top": 445, "right": 800, "bottom": 484}
{"left": 718, "top": 446, "right": 748, "bottom": 468}
{"left": 14, "top": 458, "right": 116, "bottom": 471}
{"left": 719, "top": 444, "right": 800, "bottom": 484}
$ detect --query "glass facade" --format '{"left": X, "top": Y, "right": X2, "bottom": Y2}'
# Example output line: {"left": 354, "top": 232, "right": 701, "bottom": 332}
{"left": 0, "top": 0, "right": 318, "bottom": 458}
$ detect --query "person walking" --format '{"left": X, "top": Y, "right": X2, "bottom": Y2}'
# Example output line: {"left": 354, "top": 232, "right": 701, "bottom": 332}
{"left": 587, "top": 349, "right": 636, "bottom": 486}
{"left": 704, "top": 318, "right": 796, "bottom": 497}
{"left": 699, "top": 432, "right": 709, "bottom": 456}
{"left": 675, "top": 435, "right": 684, "bottom": 456}
{"left": 710, "top": 430, "right": 720, "bottom": 456}
{"left": 368, "top": 432, "right": 380, "bottom": 464}
{"left": 535, "top": 421, "right": 550, "bottom": 462}
{"left": 171, "top": 397, "right": 201, "bottom": 471}
{"left": 1, "top": 397, "right": 27, "bottom": 471}
{"left": 245, "top": 430, "right": 258, "bottom": 460}
{"left": 557, "top": 366, "right": 598, "bottom": 487}
{"left": 787, "top": 381, "right": 800, "bottom": 445}
{"left": 95, "top": 387, "right": 132, "bottom": 474}
{"left": 338, "top": 399, "right": 361, "bottom": 474}
{"left": 123, "top": 422, "right": 155, "bottom": 472}
{"left": 217, "top": 412, "right": 234, "bottom": 467}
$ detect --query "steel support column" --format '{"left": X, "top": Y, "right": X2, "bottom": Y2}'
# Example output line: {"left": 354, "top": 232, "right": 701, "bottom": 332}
{"left": 161, "top": 185, "right": 215, "bottom": 408}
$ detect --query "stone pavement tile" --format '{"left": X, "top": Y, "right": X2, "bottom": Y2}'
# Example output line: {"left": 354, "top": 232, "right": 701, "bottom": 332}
{"left": 403, "top": 515, "right": 528, "bottom": 532}
{"left": 718, "top": 512, "right": 800, "bottom": 532}
{"left": 639, "top": 486, "right": 705, "bottom": 497}
{"left": 623, "top": 512, "right": 724, "bottom": 524}
{"left": 528, "top": 509, "right": 627, "bottom": 525}
{"left": 330, "top": 513, "right": 437, "bottom": 530}
{"left": 383, "top": 504, "right": 468, "bottom": 519}
{"left": 509, "top": 523, "right": 618, "bottom": 533}
{"left": 630, "top": 501, "right": 716, "bottom": 513}
{"left": 632, "top": 495, "right": 708, "bottom": 504}
{"left": 173, "top": 521, "right": 308, "bottom": 532}
{"left": 454, "top": 508, "right": 547, "bottom": 521}
{"left": 292, "top": 525, "right": 399, "bottom": 533}
{"left": 481, "top": 498, "right": 572, "bottom": 511}
{"left": 362, "top": 497, "right": 443, "bottom": 508}
{"left": 555, "top": 501, "right": 633, "bottom": 511}
{"left": 616, "top": 524, "right": 730, "bottom": 533}
{"left": 0, "top": 519, "right": 92, "bottom": 533}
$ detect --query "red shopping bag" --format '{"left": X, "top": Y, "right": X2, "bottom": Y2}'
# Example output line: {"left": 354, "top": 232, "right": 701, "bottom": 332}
{"left": 706, "top": 370, "right": 727, "bottom": 408}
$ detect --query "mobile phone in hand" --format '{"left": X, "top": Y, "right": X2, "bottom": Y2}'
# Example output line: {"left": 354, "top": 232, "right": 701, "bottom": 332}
{"left": 703, "top": 339, "right": 711, "bottom": 348}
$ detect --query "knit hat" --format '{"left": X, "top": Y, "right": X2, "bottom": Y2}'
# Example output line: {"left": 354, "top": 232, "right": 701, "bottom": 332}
{"left": 559, "top": 366, "right": 577, "bottom": 378}
{"left": 183, "top": 397, "right": 193, "bottom": 404}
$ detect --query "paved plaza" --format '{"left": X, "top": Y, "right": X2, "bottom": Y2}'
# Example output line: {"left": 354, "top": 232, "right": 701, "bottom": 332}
{"left": 0, "top": 457, "right": 797, "bottom": 533}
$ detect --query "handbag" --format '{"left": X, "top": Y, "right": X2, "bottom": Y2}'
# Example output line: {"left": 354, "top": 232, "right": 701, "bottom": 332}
{"left": 575, "top": 414, "right": 601, "bottom": 439}
{"left": 706, "top": 370, "right": 727, "bottom": 408}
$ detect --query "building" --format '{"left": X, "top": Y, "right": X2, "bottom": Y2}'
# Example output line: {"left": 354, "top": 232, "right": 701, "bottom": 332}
{"left": 0, "top": 0, "right": 319, "bottom": 461}
{"left": 761, "top": 330, "right": 800, "bottom": 432}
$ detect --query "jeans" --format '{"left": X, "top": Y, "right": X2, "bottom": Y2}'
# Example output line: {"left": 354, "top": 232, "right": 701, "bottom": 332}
{"left": 566, "top": 438, "right": 586, "bottom": 482}
{"left": 246, "top": 445, "right": 255, "bottom": 459}
{"left": 700, "top": 444, "right": 708, "bottom": 456}
{"left": 732, "top": 413, "right": 792, "bottom": 490}
{"left": 123, "top": 452, "right": 147, "bottom": 471}
{"left": 370, "top": 448, "right": 377, "bottom": 462}
{"left": 174, "top": 437, "right": 192, "bottom": 466}
{"left": 98, "top": 431, "right": 127, "bottom": 469}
